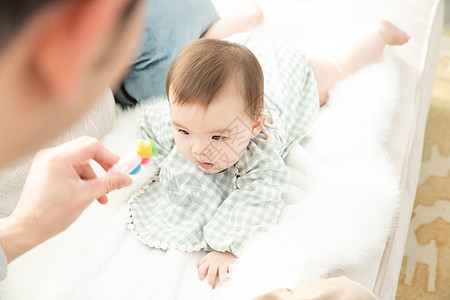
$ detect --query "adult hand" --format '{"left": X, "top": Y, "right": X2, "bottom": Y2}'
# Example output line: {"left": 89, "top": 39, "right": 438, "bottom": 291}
{"left": 0, "top": 136, "right": 132, "bottom": 263}
{"left": 253, "top": 276, "right": 379, "bottom": 300}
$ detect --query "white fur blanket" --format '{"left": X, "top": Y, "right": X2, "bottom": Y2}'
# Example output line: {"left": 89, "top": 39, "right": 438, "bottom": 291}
{"left": 0, "top": 60, "right": 400, "bottom": 299}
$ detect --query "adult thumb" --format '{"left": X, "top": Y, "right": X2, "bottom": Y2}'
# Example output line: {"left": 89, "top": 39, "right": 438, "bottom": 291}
{"left": 82, "top": 173, "right": 133, "bottom": 202}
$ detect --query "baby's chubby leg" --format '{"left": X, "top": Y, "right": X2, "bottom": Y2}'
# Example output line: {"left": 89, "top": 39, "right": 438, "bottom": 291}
{"left": 310, "top": 20, "right": 410, "bottom": 106}
{"left": 202, "top": 0, "right": 264, "bottom": 39}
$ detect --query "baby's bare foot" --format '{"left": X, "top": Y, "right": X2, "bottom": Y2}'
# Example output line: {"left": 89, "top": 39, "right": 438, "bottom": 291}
{"left": 241, "top": 0, "right": 264, "bottom": 26}
{"left": 378, "top": 19, "right": 410, "bottom": 45}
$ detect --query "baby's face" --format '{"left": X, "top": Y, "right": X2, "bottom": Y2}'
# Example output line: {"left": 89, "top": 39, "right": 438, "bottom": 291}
{"left": 169, "top": 88, "right": 262, "bottom": 174}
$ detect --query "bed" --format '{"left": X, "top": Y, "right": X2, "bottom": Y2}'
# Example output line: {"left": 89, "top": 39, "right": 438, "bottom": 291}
{"left": 0, "top": 0, "right": 443, "bottom": 299}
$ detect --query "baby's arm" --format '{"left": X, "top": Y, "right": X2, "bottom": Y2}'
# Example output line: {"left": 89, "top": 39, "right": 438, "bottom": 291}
{"left": 199, "top": 148, "right": 289, "bottom": 288}
{"left": 310, "top": 20, "right": 409, "bottom": 106}
{"left": 197, "top": 251, "right": 237, "bottom": 289}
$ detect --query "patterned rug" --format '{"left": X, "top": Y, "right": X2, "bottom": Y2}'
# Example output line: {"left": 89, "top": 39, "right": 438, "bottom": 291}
{"left": 396, "top": 30, "right": 450, "bottom": 300}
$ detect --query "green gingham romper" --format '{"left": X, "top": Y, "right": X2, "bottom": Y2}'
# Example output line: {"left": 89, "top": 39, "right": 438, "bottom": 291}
{"left": 127, "top": 33, "right": 319, "bottom": 256}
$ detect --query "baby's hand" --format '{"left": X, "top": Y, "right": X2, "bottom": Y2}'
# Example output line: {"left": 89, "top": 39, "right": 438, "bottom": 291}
{"left": 197, "top": 251, "right": 237, "bottom": 289}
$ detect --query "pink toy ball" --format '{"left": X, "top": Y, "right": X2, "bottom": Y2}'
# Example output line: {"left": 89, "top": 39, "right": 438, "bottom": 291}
{"left": 141, "top": 157, "right": 151, "bottom": 165}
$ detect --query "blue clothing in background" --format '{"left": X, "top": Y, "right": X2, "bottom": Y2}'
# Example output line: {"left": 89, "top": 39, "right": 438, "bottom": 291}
{"left": 0, "top": 245, "right": 6, "bottom": 281}
{"left": 114, "top": 0, "right": 220, "bottom": 107}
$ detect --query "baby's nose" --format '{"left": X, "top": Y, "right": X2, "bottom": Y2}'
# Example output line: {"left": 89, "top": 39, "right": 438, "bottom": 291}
{"left": 192, "top": 138, "right": 211, "bottom": 155}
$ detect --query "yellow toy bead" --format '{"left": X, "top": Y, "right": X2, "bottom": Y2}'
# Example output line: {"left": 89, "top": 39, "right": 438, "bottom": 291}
{"left": 135, "top": 140, "right": 155, "bottom": 158}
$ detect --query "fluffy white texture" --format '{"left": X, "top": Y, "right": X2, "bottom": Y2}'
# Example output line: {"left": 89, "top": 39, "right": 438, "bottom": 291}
{"left": 0, "top": 61, "right": 400, "bottom": 299}
{"left": 217, "top": 60, "right": 401, "bottom": 299}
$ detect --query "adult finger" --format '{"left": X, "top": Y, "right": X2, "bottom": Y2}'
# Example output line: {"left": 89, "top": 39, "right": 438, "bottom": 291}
{"left": 97, "top": 195, "right": 109, "bottom": 205}
{"left": 80, "top": 172, "right": 132, "bottom": 204}
{"left": 75, "top": 162, "right": 109, "bottom": 204}
{"left": 59, "top": 136, "right": 120, "bottom": 171}
{"left": 75, "top": 161, "right": 97, "bottom": 180}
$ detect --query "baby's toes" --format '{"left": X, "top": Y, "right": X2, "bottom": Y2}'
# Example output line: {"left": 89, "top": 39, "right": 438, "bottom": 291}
{"left": 379, "top": 19, "right": 410, "bottom": 45}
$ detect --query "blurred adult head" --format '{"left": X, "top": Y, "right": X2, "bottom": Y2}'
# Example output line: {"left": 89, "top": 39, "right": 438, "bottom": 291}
{"left": 0, "top": 0, "right": 146, "bottom": 167}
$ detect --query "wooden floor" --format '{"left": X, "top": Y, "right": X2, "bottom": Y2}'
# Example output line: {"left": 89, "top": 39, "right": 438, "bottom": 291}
{"left": 395, "top": 27, "right": 450, "bottom": 300}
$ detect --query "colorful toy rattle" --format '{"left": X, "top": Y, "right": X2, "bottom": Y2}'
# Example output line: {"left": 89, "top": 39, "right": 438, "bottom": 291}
{"left": 109, "top": 139, "right": 157, "bottom": 175}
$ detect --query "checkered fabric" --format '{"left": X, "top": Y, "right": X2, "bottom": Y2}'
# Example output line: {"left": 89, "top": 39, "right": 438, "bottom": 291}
{"left": 226, "top": 33, "right": 320, "bottom": 158}
{"left": 128, "top": 33, "right": 319, "bottom": 256}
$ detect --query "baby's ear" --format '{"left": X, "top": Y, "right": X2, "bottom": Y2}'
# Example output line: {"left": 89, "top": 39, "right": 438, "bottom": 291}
{"left": 251, "top": 115, "right": 266, "bottom": 138}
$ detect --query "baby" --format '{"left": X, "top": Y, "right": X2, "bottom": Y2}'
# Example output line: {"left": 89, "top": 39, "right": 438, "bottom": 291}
{"left": 128, "top": 20, "right": 409, "bottom": 289}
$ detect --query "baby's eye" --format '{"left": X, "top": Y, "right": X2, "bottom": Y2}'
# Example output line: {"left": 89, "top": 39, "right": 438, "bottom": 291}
{"left": 179, "top": 129, "right": 189, "bottom": 135}
{"left": 212, "top": 135, "right": 225, "bottom": 141}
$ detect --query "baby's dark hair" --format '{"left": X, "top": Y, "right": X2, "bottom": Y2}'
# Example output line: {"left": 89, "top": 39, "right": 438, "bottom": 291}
{"left": 166, "top": 38, "right": 264, "bottom": 121}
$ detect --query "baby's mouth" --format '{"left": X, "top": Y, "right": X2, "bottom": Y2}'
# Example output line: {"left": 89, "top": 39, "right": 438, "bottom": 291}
{"left": 198, "top": 161, "right": 214, "bottom": 170}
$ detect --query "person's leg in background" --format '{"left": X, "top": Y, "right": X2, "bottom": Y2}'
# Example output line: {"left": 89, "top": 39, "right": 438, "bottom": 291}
{"left": 114, "top": 0, "right": 220, "bottom": 108}
{"left": 253, "top": 276, "right": 379, "bottom": 300}
{"left": 202, "top": 0, "right": 263, "bottom": 39}
{"left": 115, "top": 0, "right": 264, "bottom": 108}
{"left": 309, "top": 20, "right": 410, "bottom": 107}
